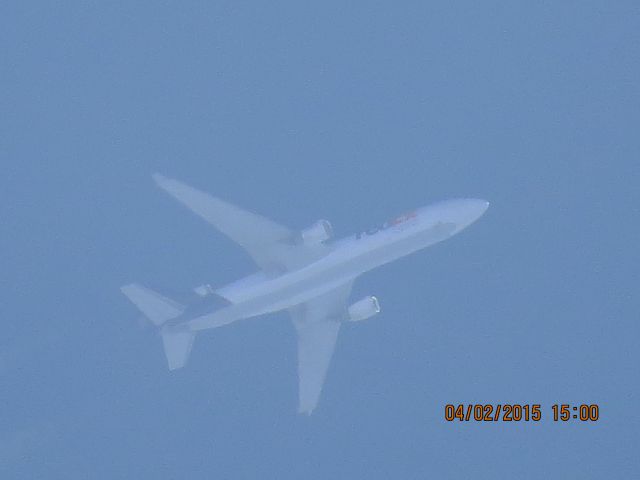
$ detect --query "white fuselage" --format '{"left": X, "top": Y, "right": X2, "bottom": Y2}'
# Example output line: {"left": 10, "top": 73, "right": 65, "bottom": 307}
{"left": 186, "top": 199, "right": 489, "bottom": 331}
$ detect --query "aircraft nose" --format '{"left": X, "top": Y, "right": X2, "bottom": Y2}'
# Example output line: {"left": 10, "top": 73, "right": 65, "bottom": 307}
{"left": 417, "top": 198, "right": 489, "bottom": 232}
{"left": 469, "top": 199, "right": 490, "bottom": 217}
{"left": 446, "top": 198, "right": 490, "bottom": 229}
{"left": 463, "top": 198, "right": 489, "bottom": 223}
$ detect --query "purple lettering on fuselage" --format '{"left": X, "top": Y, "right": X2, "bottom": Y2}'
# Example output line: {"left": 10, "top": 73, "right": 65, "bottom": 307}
{"left": 355, "top": 211, "right": 417, "bottom": 240}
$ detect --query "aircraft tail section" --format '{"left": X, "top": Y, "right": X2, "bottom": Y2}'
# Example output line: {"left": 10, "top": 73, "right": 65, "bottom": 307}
{"left": 121, "top": 283, "right": 184, "bottom": 326}
{"left": 160, "top": 326, "right": 195, "bottom": 370}
{"left": 121, "top": 283, "right": 194, "bottom": 370}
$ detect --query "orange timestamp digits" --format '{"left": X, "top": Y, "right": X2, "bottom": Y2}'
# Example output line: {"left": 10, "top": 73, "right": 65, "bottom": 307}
{"left": 444, "top": 404, "right": 542, "bottom": 422}
{"left": 551, "top": 404, "right": 600, "bottom": 421}
{"left": 445, "top": 404, "right": 600, "bottom": 422}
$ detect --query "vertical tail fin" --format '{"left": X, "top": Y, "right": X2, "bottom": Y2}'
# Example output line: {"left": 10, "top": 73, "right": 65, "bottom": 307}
{"left": 160, "top": 326, "right": 195, "bottom": 370}
{"left": 121, "top": 283, "right": 195, "bottom": 370}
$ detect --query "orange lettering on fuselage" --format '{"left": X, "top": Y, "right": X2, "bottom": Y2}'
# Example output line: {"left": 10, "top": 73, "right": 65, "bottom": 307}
{"left": 355, "top": 211, "right": 417, "bottom": 239}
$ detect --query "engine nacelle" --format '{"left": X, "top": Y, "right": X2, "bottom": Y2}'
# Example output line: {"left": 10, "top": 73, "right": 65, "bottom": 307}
{"left": 300, "top": 219, "right": 333, "bottom": 245}
{"left": 347, "top": 296, "right": 381, "bottom": 322}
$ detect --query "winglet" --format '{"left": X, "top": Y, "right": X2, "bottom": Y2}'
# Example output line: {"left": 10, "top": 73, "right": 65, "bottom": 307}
{"left": 152, "top": 172, "right": 169, "bottom": 186}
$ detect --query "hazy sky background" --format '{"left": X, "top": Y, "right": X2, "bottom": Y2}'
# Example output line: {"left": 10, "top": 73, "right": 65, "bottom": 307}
{"left": 2, "top": 1, "right": 639, "bottom": 478}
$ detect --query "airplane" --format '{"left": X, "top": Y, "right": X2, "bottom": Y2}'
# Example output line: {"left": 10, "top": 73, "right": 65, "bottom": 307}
{"left": 121, "top": 174, "right": 489, "bottom": 414}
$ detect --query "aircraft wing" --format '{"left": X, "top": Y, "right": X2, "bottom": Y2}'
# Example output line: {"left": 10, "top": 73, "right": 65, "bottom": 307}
{"left": 153, "top": 174, "right": 328, "bottom": 272}
{"left": 289, "top": 280, "right": 354, "bottom": 414}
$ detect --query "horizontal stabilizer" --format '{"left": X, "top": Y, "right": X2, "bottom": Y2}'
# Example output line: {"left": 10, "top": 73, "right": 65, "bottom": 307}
{"left": 120, "top": 283, "right": 184, "bottom": 326}
{"left": 161, "top": 326, "right": 195, "bottom": 370}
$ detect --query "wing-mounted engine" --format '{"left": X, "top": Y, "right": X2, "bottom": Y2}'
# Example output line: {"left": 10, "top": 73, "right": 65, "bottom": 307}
{"left": 300, "top": 219, "right": 333, "bottom": 245}
{"left": 346, "top": 296, "right": 380, "bottom": 322}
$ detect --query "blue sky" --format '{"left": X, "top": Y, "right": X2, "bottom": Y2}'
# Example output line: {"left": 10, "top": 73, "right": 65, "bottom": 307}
{"left": 1, "top": 1, "right": 639, "bottom": 478}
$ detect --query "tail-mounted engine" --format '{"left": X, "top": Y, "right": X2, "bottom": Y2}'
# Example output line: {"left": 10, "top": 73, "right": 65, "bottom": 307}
{"left": 347, "top": 296, "right": 381, "bottom": 322}
{"left": 300, "top": 219, "right": 333, "bottom": 245}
